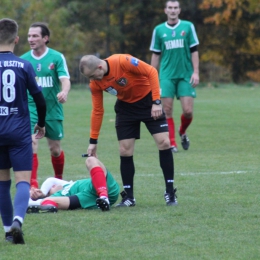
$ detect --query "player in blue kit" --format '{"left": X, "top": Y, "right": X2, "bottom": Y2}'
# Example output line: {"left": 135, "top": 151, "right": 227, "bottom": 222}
{"left": 0, "top": 18, "right": 46, "bottom": 244}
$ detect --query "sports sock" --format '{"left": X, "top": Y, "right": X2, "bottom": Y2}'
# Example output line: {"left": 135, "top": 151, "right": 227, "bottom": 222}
{"left": 52, "top": 150, "right": 64, "bottom": 179}
{"left": 159, "top": 149, "right": 174, "bottom": 193}
{"left": 31, "top": 153, "right": 39, "bottom": 188}
{"left": 167, "top": 117, "right": 177, "bottom": 147}
{"left": 0, "top": 180, "right": 13, "bottom": 227}
{"left": 90, "top": 166, "right": 108, "bottom": 197}
{"left": 41, "top": 200, "right": 58, "bottom": 207}
{"left": 179, "top": 114, "right": 193, "bottom": 135}
{"left": 12, "top": 219, "right": 22, "bottom": 228}
{"left": 13, "top": 181, "right": 30, "bottom": 221}
{"left": 120, "top": 156, "right": 135, "bottom": 199}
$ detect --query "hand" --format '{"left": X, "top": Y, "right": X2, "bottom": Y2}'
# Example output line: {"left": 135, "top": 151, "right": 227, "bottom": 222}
{"left": 57, "top": 91, "right": 68, "bottom": 104}
{"left": 190, "top": 72, "right": 199, "bottom": 87}
{"left": 151, "top": 104, "right": 163, "bottom": 120}
{"left": 30, "top": 188, "right": 45, "bottom": 200}
{"left": 87, "top": 144, "right": 98, "bottom": 158}
{"left": 34, "top": 124, "right": 45, "bottom": 139}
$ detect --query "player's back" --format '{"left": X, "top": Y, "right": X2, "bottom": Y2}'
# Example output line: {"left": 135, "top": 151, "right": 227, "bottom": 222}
{"left": 0, "top": 52, "right": 40, "bottom": 145}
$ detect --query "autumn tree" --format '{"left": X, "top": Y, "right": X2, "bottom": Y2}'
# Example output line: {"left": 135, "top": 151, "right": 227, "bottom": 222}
{"left": 199, "top": 0, "right": 260, "bottom": 83}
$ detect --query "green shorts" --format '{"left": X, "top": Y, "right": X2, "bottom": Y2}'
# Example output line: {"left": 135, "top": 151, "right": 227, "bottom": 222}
{"left": 51, "top": 170, "right": 120, "bottom": 209}
{"left": 30, "top": 119, "right": 64, "bottom": 140}
{"left": 160, "top": 78, "right": 196, "bottom": 99}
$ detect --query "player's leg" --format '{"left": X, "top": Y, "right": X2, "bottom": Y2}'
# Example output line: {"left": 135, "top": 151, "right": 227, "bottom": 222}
{"left": 177, "top": 79, "right": 196, "bottom": 150}
{"left": 114, "top": 99, "right": 139, "bottom": 207}
{"left": 41, "top": 197, "right": 68, "bottom": 210}
{"left": 0, "top": 146, "right": 14, "bottom": 242}
{"left": 160, "top": 79, "right": 178, "bottom": 152}
{"left": 116, "top": 138, "right": 136, "bottom": 207}
{"left": 145, "top": 113, "right": 177, "bottom": 206}
{"left": 47, "top": 139, "right": 64, "bottom": 179}
{"left": 0, "top": 168, "right": 13, "bottom": 243}
{"left": 9, "top": 142, "right": 33, "bottom": 244}
{"left": 46, "top": 120, "right": 65, "bottom": 179}
{"left": 86, "top": 157, "right": 110, "bottom": 211}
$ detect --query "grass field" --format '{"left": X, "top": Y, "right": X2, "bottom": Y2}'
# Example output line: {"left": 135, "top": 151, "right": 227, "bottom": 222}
{"left": 1, "top": 84, "right": 260, "bottom": 260}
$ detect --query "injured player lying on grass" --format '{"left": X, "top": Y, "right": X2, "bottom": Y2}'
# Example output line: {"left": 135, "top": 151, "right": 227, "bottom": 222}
{"left": 27, "top": 156, "right": 120, "bottom": 213}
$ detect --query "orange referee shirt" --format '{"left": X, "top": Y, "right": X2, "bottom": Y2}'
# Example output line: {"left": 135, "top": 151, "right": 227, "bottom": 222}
{"left": 89, "top": 54, "right": 160, "bottom": 140}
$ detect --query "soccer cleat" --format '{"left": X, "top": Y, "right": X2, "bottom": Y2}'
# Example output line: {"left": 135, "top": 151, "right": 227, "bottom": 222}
{"left": 164, "top": 188, "right": 178, "bottom": 206}
{"left": 179, "top": 131, "right": 190, "bottom": 150}
{"left": 26, "top": 205, "right": 58, "bottom": 214}
{"left": 171, "top": 146, "right": 178, "bottom": 153}
{"left": 96, "top": 196, "right": 110, "bottom": 211}
{"left": 115, "top": 191, "right": 136, "bottom": 207}
{"left": 10, "top": 221, "right": 25, "bottom": 244}
{"left": 5, "top": 232, "right": 13, "bottom": 243}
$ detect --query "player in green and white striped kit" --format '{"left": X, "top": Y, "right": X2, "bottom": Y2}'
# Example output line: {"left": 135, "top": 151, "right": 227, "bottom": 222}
{"left": 150, "top": 0, "right": 199, "bottom": 153}
{"left": 21, "top": 22, "right": 71, "bottom": 188}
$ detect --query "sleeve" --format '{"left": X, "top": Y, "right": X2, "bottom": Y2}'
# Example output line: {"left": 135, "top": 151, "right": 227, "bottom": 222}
{"left": 40, "top": 177, "right": 70, "bottom": 196}
{"left": 120, "top": 55, "right": 161, "bottom": 101}
{"left": 189, "top": 23, "right": 199, "bottom": 48}
{"left": 32, "top": 92, "right": 46, "bottom": 127}
{"left": 56, "top": 54, "right": 70, "bottom": 79}
{"left": 149, "top": 27, "right": 162, "bottom": 52}
{"left": 89, "top": 82, "right": 104, "bottom": 140}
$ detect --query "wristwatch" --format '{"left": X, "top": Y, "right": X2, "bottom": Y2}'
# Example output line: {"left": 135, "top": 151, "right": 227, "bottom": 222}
{"left": 152, "top": 99, "right": 161, "bottom": 105}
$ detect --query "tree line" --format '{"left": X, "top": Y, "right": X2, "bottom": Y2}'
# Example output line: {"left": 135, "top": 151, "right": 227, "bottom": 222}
{"left": 1, "top": 0, "right": 259, "bottom": 84}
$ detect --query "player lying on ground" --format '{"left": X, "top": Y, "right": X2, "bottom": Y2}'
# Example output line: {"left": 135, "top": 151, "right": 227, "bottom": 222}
{"left": 27, "top": 156, "right": 120, "bottom": 212}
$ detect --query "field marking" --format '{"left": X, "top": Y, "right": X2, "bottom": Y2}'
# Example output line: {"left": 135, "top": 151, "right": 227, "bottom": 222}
{"left": 138, "top": 170, "right": 251, "bottom": 177}
{"left": 179, "top": 170, "right": 249, "bottom": 176}
{"left": 37, "top": 171, "right": 252, "bottom": 182}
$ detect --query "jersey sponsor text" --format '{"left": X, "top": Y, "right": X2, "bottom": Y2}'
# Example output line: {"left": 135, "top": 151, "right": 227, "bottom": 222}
{"left": 37, "top": 76, "right": 53, "bottom": 87}
{"left": 164, "top": 39, "right": 184, "bottom": 50}
{"left": 0, "top": 60, "right": 24, "bottom": 68}
{"left": 0, "top": 106, "right": 9, "bottom": 116}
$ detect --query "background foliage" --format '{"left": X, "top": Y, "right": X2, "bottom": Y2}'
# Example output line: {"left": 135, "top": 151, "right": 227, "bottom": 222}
{"left": 0, "top": 0, "right": 259, "bottom": 83}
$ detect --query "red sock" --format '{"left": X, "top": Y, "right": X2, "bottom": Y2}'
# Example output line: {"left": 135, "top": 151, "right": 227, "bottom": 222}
{"left": 30, "top": 153, "right": 39, "bottom": 188}
{"left": 90, "top": 167, "right": 108, "bottom": 197}
{"left": 179, "top": 114, "right": 193, "bottom": 135}
{"left": 52, "top": 151, "right": 64, "bottom": 179}
{"left": 41, "top": 200, "right": 58, "bottom": 207}
{"left": 167, "top": 118, "right": 177, "bottom": 147}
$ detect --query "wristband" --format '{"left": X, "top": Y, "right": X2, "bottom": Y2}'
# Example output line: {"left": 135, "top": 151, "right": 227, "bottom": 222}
{"left": 89, "top": 138, "right": 98, "bottom": 144}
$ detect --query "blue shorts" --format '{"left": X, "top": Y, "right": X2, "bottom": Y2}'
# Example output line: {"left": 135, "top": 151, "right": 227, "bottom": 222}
{"left": 0, "top": 142, "right": 32, "bottom": 171}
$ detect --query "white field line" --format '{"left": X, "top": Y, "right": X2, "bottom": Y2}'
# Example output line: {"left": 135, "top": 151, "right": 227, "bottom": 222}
{"left": 138, "top": 171, "right": 250, "bottom": 177}
{"left": 38, "top": 171, "right": 251, "bottom": 182}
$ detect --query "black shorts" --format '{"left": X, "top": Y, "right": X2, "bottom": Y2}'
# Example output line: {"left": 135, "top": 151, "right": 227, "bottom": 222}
{"left": 114, "top": 92, "right": 168, "bottom": 140}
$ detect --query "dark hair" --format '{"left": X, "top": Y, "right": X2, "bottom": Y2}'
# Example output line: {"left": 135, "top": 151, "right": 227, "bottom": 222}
{"left": 30, "top": 22, "right": 50, "bottom": 44}
{"left": 0, "top": 18, "right": 18, "bottom": 44}
{"left": 165, "top": 0, "right": 180, "bottom": 8}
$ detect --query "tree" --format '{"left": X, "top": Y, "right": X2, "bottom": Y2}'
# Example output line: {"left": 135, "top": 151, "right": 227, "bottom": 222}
{"left": 199, "top": 0, "right": 260, "bottom": 83}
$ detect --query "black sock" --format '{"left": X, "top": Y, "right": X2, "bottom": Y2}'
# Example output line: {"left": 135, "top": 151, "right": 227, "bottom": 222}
{"left": 159, "top": 148, "right": 174, "bottom": 193}
{"left": 120, "top": 156, "right": 135, "bottom": 199}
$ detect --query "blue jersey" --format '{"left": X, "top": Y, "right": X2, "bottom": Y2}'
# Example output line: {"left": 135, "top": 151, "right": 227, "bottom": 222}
{"left": 0, "top": 51, "right": 42, "bottom": 145}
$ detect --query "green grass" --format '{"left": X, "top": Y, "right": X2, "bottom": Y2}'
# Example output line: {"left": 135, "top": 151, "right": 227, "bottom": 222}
{"left": 1, "top": 84, "right": 260, "bottom": 260}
